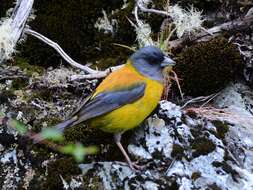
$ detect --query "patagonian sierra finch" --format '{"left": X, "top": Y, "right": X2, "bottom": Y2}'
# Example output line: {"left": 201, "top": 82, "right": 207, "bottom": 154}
{"left": 34, "top": 46, "right": 175, "bottom": 170}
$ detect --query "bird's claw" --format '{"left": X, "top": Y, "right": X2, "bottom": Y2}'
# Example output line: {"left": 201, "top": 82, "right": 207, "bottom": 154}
{"left": 130, "top": 162, "right": 145, "bottom": 171}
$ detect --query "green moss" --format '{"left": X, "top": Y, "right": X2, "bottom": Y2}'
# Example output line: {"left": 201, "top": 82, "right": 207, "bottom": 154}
{"left": 208, "top": 183, "right": 223, "bottom": 190}
{"left": 174, "top": 37, "right": 243, "bottom": 96}
{"left": 64, "top": 124, "right": 133, "bottom": 162}
{"left": 82, "top": 172, "right": 104, "bottom": 190}
{"left": 44, "top": 157, "right": 81, "bottom": 189}
{"left": 11, "top": 78, "right": 29, "bottom": 90}
{"left": 15, "top": 57, "right": 44, "bottom": 76}
{"left": 212, "top": 120, "right": 229, "bottom": 139}
{"left": 212, "top": 160, "right": 239, "bottom": 181}
{"left": 0, "top": 90, "right": 16, "bottom": 104}
{"left": 31, "top": 88, "right": 55, "bottom": 102}
{"left": 191, "top": 137, "right": 216, "bottom": 157}
{"left": 191, "top": 172, "right": 201, "bottom": 181}
{"left": 171, "top": 143, "right": 184, "bottom": 159}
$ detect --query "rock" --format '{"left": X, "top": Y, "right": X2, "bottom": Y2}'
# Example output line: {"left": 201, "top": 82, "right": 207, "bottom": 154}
{"left": 79, "top": 100, "right": 253, "bottom": 189}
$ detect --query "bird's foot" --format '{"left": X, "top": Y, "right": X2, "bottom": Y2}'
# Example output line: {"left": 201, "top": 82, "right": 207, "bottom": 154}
{"left": 130, "top": 162, "right": 145, "bottom": 171}
{"left": 116, "top": 161, "right": 145, "bottom": 172}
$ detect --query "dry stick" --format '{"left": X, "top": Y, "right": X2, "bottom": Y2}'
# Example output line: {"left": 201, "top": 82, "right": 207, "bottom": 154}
{"left": 171, "top": 70, "right": 184, "bottom": 100}
{"left": 181, "top": 93, "right": 218, "bottom": 109}
{"left": 25, "top": 29, "right": 97, "bottom": 74}
{"left": 137, "top": 0, "right": 170, "bottom": 17}
{"left": 24, "top": 28, "right": 124, "bottom": 79}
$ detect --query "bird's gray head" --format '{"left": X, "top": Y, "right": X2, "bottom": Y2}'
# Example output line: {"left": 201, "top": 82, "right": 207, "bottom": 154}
{"left": 130, "top": 46, "right": 175, "bottom": 82}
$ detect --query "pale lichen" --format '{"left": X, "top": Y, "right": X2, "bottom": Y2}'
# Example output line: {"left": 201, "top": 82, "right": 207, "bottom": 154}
{"left": 0, "top": 18, "right": 16, "bottom": 62}
{"left": 168, "top": 4, "right": 203, "bottom": 38}
{"left": 94, "top": 9, "right": 117, "bottom": 34}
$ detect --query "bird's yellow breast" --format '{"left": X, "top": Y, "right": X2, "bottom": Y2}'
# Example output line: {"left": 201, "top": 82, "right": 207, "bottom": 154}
{"left": 88, "top": 62, "right": 164, "bottom": 133}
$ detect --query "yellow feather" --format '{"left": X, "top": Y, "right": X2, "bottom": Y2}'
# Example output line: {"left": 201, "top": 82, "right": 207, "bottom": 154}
{"left": 88, "top": 61, "right": 164, "bottom": 133}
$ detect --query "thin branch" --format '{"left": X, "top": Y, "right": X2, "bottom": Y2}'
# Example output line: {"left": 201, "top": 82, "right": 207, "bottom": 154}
{"left": 24, "top": 28, "right": 97, "bottom": 74}
{"left": 24, "top": 29, "right": 124, "bottom": 79}
{"left": 137, "top": 0, "right": 170, "bottom": 17}
{"left": 181, "top": 93, "right": 219, "bottom": 109}
{"left": 70, "top": 65, "right": 124, "bottom": 81}
{"left": 0, "top": 75, "right": 28, "bottom": 81}
{"left": 171, "top": 70, "right": 184, "bottom": 100}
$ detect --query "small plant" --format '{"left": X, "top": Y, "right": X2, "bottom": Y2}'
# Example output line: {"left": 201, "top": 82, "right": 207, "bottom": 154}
{"left": 0, "top": 113, "right": 98, "bottom": 162}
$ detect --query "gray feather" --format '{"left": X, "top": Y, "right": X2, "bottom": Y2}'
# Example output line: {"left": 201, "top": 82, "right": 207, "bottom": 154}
{"left": 69, "top": 82, "right": 146, "bottom": 126}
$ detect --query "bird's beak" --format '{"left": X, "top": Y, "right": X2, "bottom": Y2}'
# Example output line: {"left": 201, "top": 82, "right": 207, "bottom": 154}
{"left": 161, "top": 56, "right": 176, "bottom": 67}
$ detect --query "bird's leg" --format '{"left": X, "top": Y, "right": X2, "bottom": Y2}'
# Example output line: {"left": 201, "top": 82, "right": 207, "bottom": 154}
{"left": 114, "top": 133, "right": 141, "bottom": 171}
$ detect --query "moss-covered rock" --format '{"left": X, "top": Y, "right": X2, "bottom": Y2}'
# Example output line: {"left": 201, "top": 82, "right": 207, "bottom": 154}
{"left": 174, "top": 37, "right": 243, "bottom": 96}
{"left": 191, "top": 137, "right": 216, "bottom": 157}
{"left": 15, "top": 57, "right": 44, "bottom": 77}
{"left": 43, "top": 157, "right": 81, "bottom": 189}
{"left": 171, "top": 143, "right": 184, "bottom": 159}
{"left": 212, "top": 120, "right": 229, "bottom": 139}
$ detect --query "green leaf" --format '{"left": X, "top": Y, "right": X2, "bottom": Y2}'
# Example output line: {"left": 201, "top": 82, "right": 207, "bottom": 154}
{"left": 8, "top": 119, "right": 28, "bottom": 135}
{"left": 60, "top": 143, "right": 98, "bottom": 162}
{"left": 0, "top": 112, "right": 5, "bottom": 117}
{"left": 41, "top": 128, "right": 64, "bottom": 141}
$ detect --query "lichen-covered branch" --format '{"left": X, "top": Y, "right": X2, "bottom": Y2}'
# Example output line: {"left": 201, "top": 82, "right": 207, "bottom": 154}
{"left": 169, "top": 13, "right": 253, "bottom": 50}
{"left": 0, "top": 0, "right": 34, "bottom": 62}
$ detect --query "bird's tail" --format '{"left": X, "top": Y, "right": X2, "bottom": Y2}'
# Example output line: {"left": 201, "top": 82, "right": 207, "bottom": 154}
{"left": 32, "top": 117, "right": 77, "bottom": 143}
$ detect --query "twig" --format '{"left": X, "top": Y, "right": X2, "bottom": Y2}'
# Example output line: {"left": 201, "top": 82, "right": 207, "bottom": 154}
{"left": 181, "top": 93, "right": 218, "bottom": 109}
{"left": 171, "top": 70, "right": 184, "bottom": 100}
{"left": 0, "top": 75, "right": 28, "bottom": 81}
{"left": 184, "top": 107, "right": 253, "bottom": 127}
{"left": 24, "top": 29, "right": 124, "bottom": 79}
{"left": 69, "top": 65, "right": 124, "bottom": 81}
{"left": 200, "top": 92, "right": 221, "bottom": 108}
{"left": 24, "top": 28, "right": 97, "bottom": 74}
{"left": 137, "top": 0, "right": 170, "bottom": 17}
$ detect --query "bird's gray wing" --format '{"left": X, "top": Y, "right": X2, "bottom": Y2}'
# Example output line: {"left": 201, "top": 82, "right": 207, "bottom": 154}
{"left": 52, "top": 82, "right": 146, "bottom": 132}
{"left": 72, "top": 82, "right": 146, "bottom": 125}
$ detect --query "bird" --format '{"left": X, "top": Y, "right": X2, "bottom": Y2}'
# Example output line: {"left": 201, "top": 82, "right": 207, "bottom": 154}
{"left": 34, "top": 46, "right": 175, "bottom": 170}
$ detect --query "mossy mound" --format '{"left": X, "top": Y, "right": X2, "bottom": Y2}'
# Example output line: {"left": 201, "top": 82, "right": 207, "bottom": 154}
{"left": 174, "top": 37, "right": 243, "bottom": 97}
